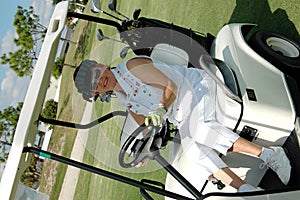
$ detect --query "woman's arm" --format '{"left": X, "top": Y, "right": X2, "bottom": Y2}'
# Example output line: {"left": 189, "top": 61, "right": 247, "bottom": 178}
{"left": 126, "top": 57, "right": 177, "bottom": 109}
{"left": 128, "top": 109, "right": 146, "bottom": 126}
{"left": 128, "top": 110, "right": 150, "bottom": 136}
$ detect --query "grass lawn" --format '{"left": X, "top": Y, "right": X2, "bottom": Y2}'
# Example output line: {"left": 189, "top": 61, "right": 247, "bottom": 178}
{"left": 38, "top": 14, "right": 96, "bottom": 200}
{"left": 74, "top": 98, "right": 170, "bottom": 200}
{"left": 40, "top": 0, "right": 300, "bottom": 199}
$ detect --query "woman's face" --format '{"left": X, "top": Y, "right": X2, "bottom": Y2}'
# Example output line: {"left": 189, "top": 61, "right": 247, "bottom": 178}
{"left": 88, "top": 64, "right": 117, "bottom": 95}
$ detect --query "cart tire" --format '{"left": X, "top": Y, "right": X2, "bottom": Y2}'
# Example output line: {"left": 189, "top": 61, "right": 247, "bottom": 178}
{"left": 249, "top": 31, "right": 300, "bottom": 70}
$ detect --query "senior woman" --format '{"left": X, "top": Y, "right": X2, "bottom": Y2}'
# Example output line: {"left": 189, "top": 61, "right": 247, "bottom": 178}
{"left": 73, "top": 56, "right": 291, "bottom": 192}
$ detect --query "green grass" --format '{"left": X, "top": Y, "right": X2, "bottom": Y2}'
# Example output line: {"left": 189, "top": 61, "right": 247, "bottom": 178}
{"left": 74, "top": 99, "right": 168, "bottom": 200}
{"left": 48, "top": 22, "right": 97, "bottom": 200}
{"left": 44, "top": 0, "right": 300, "bottom": 199}
{"left": 39, "top": 12, "right": 97, "bottom": 200}
{"left": 115, "top": 0, "right": 300, "bottom": 40}
{"left": 73, "top": 0, "right": 300, "bottom": 199}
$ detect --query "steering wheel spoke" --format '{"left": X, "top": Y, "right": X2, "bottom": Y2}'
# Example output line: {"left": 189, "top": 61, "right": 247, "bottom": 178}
{"left": 119, "top": 124, "right": 162, "bottom": 168}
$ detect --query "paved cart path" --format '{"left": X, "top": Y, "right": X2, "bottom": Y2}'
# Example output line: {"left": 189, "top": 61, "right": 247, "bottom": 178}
{"left": 58, "top": 103, "right": 93, "bottom": 200}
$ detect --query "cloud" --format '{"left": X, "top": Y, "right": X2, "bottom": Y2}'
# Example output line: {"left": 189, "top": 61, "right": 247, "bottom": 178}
{"left": 0, "top": 1, "right": 54, "bottom": 56}
{"left": 0, "top": 70, "right": 30, "bottom": 110}
{"left": 0, "top": 1, "right": 54, "bottom": 110}
{"left": 31, "top": 0, "right": 55, "bottom": 27}
{"left": 0, "top": 30, "right": 17, "bottom": 55}
{"left": 0, "top": 30, "right": 29, "bottom": 110}
{"left": 0, "top": 1, "right": 54, "bottom": 55}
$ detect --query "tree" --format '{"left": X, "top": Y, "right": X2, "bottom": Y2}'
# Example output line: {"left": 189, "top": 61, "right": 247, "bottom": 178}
{"left": 14, "top": 6, "right": 47, "bottom": 48}
{"left": 51, "top": 54, "right": 76, "bottom": 79}
{"left": 42, "top": 99, "right": 58, "bottom": 130}
{"left": 0, "top": 102, "right": 42, "bottom": 188}
{"left": 1, "top": 49, "right": 36, "bottom": 76}
{"left": 1, "top": 5, "right": 78, "bottom": 77}
{"left": 52, "top": 55, "right": 65, "bottom": 79}
{"left": 0, "top": 102, "right": 23, "bottom": 162}
{"left": 1, "top": 6, "right": 47, "bottom": 77}
{"left": 20, "top": 154, "right": 41, "bottom": 188}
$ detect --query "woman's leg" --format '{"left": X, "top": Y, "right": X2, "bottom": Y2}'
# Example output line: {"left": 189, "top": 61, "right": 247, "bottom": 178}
{"left": 229, "top": 137, "right": 262, "bottom": 156}
{"left": 212, "top": 167, "right": 261, "bottom": 192}
{"left": 182, "top": 142, "right": 260, "bottom": 191}
{"left": 229, "top": 137, "right": 291, "bottom": 185}
{"left": 213, "top": 167, "right": 246, "bottom": 189}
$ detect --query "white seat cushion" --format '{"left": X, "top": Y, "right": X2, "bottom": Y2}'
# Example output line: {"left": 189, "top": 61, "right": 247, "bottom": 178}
{"left": 150, "top": 43, "right": 189, "bottom": 66}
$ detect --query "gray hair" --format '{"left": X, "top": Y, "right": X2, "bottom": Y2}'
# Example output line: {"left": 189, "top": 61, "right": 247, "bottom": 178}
{"left": 73, "top": 60, "right": 98, "bottom": 101}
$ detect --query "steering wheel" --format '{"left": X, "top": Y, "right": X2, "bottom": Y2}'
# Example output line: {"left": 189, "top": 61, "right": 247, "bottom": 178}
{"left": 119, "top": 124, "right": 162, "bottom": 168}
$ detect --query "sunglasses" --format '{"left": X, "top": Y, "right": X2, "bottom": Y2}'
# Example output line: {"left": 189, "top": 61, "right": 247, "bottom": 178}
{"left": 90, "top": 68, "right": 103, "bottom": 92}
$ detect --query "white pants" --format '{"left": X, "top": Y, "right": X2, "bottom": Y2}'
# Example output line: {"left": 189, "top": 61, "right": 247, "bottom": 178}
{"left": 169, "top": 71, "right": 240, "bottom": 178}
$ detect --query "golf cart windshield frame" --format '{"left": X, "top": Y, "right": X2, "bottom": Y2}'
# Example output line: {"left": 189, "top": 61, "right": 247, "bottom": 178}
{"left": 23, "top": 146, "right": 196, "bottom": 200}
{"left": 1, "top": 1, "right": 280, "bottom": 200}
{"left": 0, "top": 1, "right": 202, "bottom": 199}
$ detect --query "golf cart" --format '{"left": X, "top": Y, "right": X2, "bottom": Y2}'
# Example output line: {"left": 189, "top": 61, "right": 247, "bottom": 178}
{"left": 1, "top": 1, "right": 300, "bottom": 200}
{"left": 90, "top": 0, "right": 300, "bottom": 198}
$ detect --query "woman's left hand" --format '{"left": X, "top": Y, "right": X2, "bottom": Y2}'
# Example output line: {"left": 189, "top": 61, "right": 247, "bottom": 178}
{"left": 145, "top": 104, "right": 167, "bottom": 127}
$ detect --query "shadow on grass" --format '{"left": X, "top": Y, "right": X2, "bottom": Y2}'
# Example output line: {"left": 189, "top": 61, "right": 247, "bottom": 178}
{"left": 75, "top": 21, "right": 93, "bottom": 61}
{"left": 228, "top": 0, "right": 300, "bottom": 87}
{"left": 228, "top": 0, "right": 300, "bottom": 42}
{"left": 57, "top": 93, "right": 70, "bottom": 118}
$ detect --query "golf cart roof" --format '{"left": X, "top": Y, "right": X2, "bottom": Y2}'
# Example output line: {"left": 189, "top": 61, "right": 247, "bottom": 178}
{"left": 0, "top": 2, "right": 69, "bottom": 199}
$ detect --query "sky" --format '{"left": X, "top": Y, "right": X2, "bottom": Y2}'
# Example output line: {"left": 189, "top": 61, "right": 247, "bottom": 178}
{"left": 0, "top": 0, "right": 55, "bottom": 110}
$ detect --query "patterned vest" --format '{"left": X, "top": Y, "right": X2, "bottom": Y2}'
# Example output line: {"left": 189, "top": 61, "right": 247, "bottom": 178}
{"left": 111, "top": 58, "right": 163, "bottom": 116}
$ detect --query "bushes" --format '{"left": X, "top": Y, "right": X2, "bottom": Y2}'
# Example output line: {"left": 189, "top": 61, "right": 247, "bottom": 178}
{"left": 42, "top": 99, "right": 58, "bottom": 130}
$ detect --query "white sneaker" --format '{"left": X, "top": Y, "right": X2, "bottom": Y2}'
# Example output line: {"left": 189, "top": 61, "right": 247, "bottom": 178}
{"left": 238, "top": 184, "right": 263, "bottom": 192}
{"left": 259, "top": 146, "right": 291, "bottom": 185}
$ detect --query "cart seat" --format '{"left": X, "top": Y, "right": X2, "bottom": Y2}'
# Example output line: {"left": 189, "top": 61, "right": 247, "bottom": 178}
{"left": 213, "top": 58, "right": 239, "bottom": 97}
{"left": 150, "top": 43, "right": 189, "bottom": 67}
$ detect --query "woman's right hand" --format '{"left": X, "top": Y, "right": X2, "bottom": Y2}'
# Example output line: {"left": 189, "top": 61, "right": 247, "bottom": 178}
{"left": 145, "top": 103, "right": 167, "bottom": 127}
